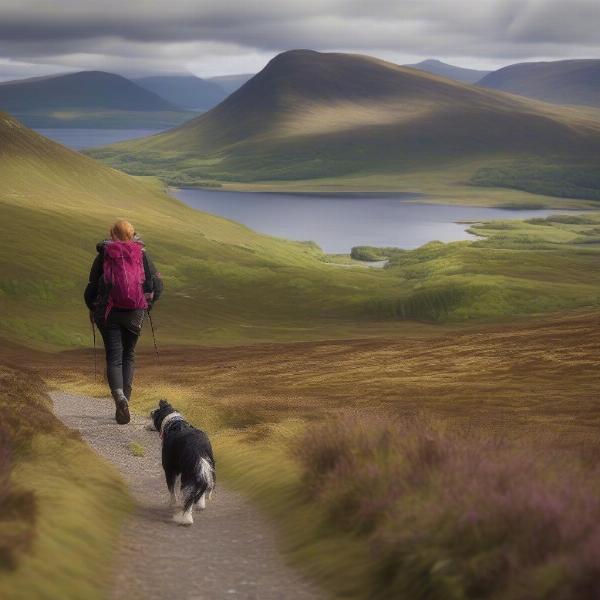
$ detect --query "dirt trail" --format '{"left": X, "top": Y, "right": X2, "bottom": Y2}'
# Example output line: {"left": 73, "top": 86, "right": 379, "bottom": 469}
{"left": 51, "top": 391, "right": 322, "bottom": 600}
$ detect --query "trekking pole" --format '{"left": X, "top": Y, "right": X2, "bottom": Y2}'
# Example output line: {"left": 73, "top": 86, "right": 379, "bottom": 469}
{"left": 90, "top": 317, "right": 97, "bottom": 381}
{"left": 147, "top": 310, "right": 160, "bottom": 362}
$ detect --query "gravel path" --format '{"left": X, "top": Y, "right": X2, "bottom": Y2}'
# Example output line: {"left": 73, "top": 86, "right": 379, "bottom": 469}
{"left": 51, "top": 391, "right": 322, "bottom": 600}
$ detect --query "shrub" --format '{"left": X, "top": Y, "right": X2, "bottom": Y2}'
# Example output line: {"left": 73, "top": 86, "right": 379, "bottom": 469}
{"left": 296, "top": 414, "right": 600, "bottom": 599}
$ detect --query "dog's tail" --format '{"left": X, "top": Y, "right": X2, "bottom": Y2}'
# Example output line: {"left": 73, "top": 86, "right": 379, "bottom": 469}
{"left": 182, "top": 457, "right": 215, "bottom": 512}
{"left": 197, "top": 456, "right": 215, "bottom": 491}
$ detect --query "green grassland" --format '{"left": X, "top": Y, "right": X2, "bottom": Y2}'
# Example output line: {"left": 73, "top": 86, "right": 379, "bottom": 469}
{"left": 0, "top": 112, "right": 408, "bottom": 348}
{"left": 87, "top": 51, "right": 600, "bottom": 204}
{"left": 2, "top": 112, "right": 600, "bottom": 350}
{"left": 0, "top": 364, "right": 130, "bottom": 600}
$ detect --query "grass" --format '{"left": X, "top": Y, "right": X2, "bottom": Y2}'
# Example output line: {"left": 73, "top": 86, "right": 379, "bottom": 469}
{"left": 471, "top": 160, "right": 600, "bottom": 200}
{"left": 6, "top": 111, "right": 600, "bottom": 351}
{"left": 4, "top": 104, "right": 600, "bottom": 598}
{"left": 29, "top": 309, "right": 600, "bottom": 599}
{"left": 129, "top": 442, "right": 145, "bottom": 457}
{"left": 0, "top": 364, "right": 131, "bottom": 600}
{"left": 0, "top": 111, "right": 418, "bottom": 348}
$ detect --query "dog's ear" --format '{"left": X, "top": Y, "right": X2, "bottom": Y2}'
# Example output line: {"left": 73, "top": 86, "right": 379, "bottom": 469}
{"left": 159, "top": 399, "right": 169, "bottom": 409}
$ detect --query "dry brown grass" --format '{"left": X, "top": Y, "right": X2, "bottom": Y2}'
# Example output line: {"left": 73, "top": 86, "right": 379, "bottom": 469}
{"left": 21, "top": 309, "right": 599, "bottom": 446}
{"left": 9, "top": 310, "right": 599, "bottom": 599}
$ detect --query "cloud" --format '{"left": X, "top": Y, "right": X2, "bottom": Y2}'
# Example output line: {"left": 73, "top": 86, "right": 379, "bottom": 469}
{"left": 0, "top": 0, "right": 599, "bottom": 80}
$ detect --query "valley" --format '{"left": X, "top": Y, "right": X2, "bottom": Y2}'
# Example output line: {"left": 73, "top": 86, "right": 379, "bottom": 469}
{"left": 2, "top": 44, "right": 600, "bottom": 600}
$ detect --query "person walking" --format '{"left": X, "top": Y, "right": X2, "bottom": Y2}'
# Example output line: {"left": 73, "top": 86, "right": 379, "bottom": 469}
{"left": 84, "top": 220, "right": 163, "bottom": 424}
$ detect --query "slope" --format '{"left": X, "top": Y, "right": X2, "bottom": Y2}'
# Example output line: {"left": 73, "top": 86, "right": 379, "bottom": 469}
{"left": 0, "top": 71, "right": 194, "bottom": 128}
{"left": 89, "top": 50, "right": 600, "bottom": 199}
{"left": 0, "top": 111, "right": 407, "bottom": 348}
{"left": 134, "top": 75, "right": 227, "bottom": 110}
{"left": 404, "top": 58, "right": 490, "bottom": 83}
{"left": 0, "top": 71, "right": 177, "bottom": 111}
{"left": 206, "top": 73, "right": 254, "bottom": 94}
{"left": 2, "top": 112, "right": 600, "bottom": 350}
{"left": 478, "top": 59, "right": 600, "bottom": 107}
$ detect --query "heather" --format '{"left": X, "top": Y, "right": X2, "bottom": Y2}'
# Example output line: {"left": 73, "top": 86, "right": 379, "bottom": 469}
{"left": 297, "top": 414, "right": 600, "bottom": 600}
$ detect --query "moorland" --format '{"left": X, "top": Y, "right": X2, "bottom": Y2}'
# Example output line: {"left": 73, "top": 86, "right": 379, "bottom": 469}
{"left": 2, "top": 49, "right": 600, "bottom": 599}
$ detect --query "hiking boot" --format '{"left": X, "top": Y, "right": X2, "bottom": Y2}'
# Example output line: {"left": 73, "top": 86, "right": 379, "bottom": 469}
{"left": 112, "top": 389, "right": 131, "bottom": 425}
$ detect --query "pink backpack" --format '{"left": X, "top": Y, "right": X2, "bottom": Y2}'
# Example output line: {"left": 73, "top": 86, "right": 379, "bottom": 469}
{"left": 103, "top": 241, "right": 148, "bottom": 318}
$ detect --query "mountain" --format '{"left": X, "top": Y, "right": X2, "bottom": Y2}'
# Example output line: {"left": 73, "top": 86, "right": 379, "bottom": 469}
{"left": 477, "top": 59, "right": 600, "bottom": 107}
{"left": 0, "top": 70, "right": 177, "bottom": 111}
{"left": 206, "top": 73, "right": 254, "bottom": 95}
{"left": 89, "top": 50, "right": 600, "bottom": 199}
{"left": 404, "top": 59, "right": 490, "bottom": 83}
{"left": 134, "top": 75, "right": 227, "bottom": 110}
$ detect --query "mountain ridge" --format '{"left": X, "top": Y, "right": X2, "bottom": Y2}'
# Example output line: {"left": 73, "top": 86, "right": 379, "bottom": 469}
{"left": 404, "top": 58, "right": 490, "bottom": 83}
{"left": 478, "top": 59, "right": 600, "bottom": 107}
{"left": 134, "top": 74, "right": 227, "bottom": 110}
{"left": 0, "top": 70, "right": 178, "bottom": 112}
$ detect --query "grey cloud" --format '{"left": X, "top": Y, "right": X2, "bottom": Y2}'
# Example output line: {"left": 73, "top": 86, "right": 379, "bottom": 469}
{"left": 0, "top": 0, "right": 599, "bottom": 80}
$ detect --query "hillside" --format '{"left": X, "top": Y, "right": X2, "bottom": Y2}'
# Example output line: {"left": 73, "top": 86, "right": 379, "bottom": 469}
{"left": 135, "top": 75, "right": 227, "bottom": 110}
{"left": 478, "top": 59, "right": 600, "bottom": 107}
{"left": 0, "top": 71, "right": 177, "bottom": 111}
{"left": 206, "top": 73, "right": 254, "bottom": 94}
{"left": 2, "top": 111, "right": 600, "bottom": 350}
{"left": 0, "top": 111, "right": 410, "bottom": 348}
{"left": 89, "top": 50, "right": 600, "bottom": 200}
{"left": 404, "top": 58, "right": 490, "bottom": 83}
{"left": 0, "top": 71, "right": 196, "bottom": 128}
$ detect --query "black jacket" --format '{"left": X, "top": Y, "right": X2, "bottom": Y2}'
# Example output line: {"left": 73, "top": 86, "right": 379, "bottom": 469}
{"left": 84, "top": 240, "right": 163, "bottom": 327}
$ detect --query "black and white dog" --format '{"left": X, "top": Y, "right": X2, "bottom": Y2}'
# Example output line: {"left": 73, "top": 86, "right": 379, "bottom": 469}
{"left": 151, "top": 400, "right": 216, "bottom": 525}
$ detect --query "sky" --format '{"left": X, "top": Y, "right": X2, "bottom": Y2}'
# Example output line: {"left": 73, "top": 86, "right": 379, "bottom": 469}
{"left": 0, "top": 0, "right": 599, "bottom": 81}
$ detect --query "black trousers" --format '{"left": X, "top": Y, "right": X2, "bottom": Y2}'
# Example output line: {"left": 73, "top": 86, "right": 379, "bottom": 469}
{"left": 99, "top": 322, "right": 140, "bottom": 396}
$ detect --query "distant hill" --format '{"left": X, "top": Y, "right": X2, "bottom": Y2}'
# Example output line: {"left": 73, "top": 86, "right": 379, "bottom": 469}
{"left": 89, "top": 50, "right": 600, "bottom": 199}
{"left": 206, "top": 73, "right": 254, "bottom": 95}
{"left": 0, "top": 71, "right": 177, "bottom": 111}
{"left": 478, "top": 59, "right": 600, "bottom": 107}
{"left": 404, "top": 59, "right": 490, "bottom": 83}
{"left": 134, "top": 75, "right": 227, "bottom": 110}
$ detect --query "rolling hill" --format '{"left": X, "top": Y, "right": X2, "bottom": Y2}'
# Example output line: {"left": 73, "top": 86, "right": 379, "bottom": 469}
{"left": 206, "top": 73, "right": 254, "bottom": 94}
{"left": 3, "top": 110, "right": 600, "bottom": 350}
{"left": 0, "top": 70, "right": 177, "bottom": 111}
{"left": 134, "top": 75, "right": 227, "bottom": 110}
{"left": 0, "top": 71, "right": 195, "bottom": 128}
{"left": 0, "top": 110, "right": 413, "bottom": 348}
{"left": 404, "top": 59, "right": 490, "bottom": 83}
{"left": 478, "top": 59, "right": 600, "bottom": 107}
{"left": 89, "top": 50, "right": 600, "bottom": 200}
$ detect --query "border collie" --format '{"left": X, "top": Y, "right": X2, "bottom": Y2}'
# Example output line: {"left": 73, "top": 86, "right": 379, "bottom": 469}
{"left": 150, "top": 400, "right": 216, "bottom": 525}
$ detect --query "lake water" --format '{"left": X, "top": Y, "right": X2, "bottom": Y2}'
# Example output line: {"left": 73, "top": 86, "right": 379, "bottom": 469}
{"left": 34, "top": 128, "right": 164, "bottom": 150}
{"left": 171, "top": 188, "right": 561, "bottom": 254}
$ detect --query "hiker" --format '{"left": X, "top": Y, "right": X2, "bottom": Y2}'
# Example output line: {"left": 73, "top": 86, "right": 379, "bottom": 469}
{"left": 84, "top": 220, "right": 163, "bottom": 424}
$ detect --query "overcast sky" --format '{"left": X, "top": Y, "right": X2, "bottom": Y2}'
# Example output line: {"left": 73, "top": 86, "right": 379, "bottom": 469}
{"left": 0, "top": 0, "right": 599, "bottom": 81}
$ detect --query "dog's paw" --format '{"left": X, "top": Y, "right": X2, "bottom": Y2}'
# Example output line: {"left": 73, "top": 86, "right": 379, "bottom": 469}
{"left": 173, "top": 511, "right": 193, "bottom": 526}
